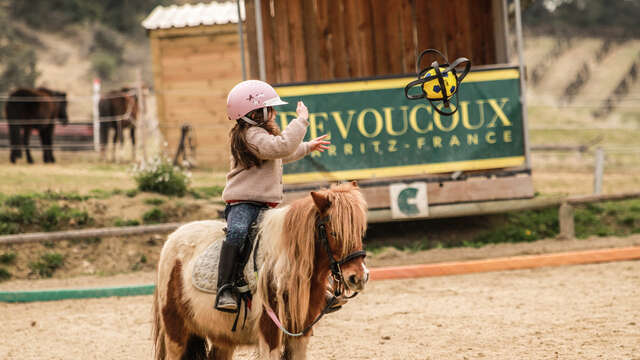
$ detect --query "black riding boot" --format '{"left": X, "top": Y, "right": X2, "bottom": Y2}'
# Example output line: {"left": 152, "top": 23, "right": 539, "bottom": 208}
{"left": 215, "top": 241, "right": 240, "bottom": 312}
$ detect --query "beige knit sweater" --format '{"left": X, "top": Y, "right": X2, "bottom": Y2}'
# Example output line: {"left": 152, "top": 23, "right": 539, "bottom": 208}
{"left": 221, "top": 117, "right": 311, "bottom": 204}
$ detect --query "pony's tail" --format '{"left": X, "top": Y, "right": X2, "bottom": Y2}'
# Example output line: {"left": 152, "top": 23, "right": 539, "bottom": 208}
{"left": 152, "top": 287, "right": 166, "bottom": 360}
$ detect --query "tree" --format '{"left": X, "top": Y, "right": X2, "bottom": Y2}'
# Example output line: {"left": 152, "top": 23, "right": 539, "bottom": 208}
{"left": 0, "top": 0, "right": 39, "bottom": 94}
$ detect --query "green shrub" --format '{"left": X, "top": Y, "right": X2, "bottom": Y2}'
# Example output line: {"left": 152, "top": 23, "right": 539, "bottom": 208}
{"left": 5, "top": 194, "right": 35, "bottom": 208}
{"left": 144, "top": 198, "right": 165, "bottom": 206}
{"left": 5, "top": 195, "right": 37, "bottom": 223}
{"left": 142, "top": 208, "right": 167, "bottom": 224}
{"left": 114, "top": 218, "right": 140, "bottom": 227}
{"left": 70, "top": 210, "right": 93, "bottom": 226}
{"left": 29, "top": 253, "right": 65, "bottom": 278}
{"left": 133, "top": 157, "right": 190, "bottom": 197}
{"left": 40, "top": 205, "right": 66, "bottom": 231}
{"left": 125, "top": 189, "right": 139, "bottom": 198}
{"left": 0, "top": 268, "right": 11, "bottom": 281}
{"left": 0, "top": 252, "right": 16, "bottom": 265}
{"left": 40, "top": 205, "right": 93, "bottom": 230}
{"left": 0, "top": 222, "right": 19, "bottom": 235}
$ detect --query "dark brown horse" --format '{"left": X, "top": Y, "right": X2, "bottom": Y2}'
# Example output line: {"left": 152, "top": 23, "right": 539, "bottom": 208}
{"left": 5, "top": 87, "right": 69, "bottom": 163}
{"left": 99, "top": 88, "right": 138, "bottom": 162}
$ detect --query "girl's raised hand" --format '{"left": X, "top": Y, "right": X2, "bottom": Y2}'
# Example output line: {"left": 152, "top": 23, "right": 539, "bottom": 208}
{"left": 297, "top": 101, "right": 309, "bottom": 120}
{"left": 309, "top": 134, "right": 330, "bottom": 153}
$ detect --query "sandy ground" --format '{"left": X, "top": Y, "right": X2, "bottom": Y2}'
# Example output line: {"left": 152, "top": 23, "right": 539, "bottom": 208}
{"left": 0, "top": 259, "right": 638, "bottom": 360}
{"left": 1, "top": 235, "right": 640, "bottom": 360}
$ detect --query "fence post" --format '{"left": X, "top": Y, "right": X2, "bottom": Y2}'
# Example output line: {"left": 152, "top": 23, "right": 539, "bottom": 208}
{"left": 593, "top": 147, "right": 605, "bottom": 195}
{"left": 558, "top": 202, "right": 575, "bottom": 239}
{"left": 92, "top": 78, "right": 101, "bottom": 152}
{"left": 136, "top": 69, "right": 147, "bottom": 163}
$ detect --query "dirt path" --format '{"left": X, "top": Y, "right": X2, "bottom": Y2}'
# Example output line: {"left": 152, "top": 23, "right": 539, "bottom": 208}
{"left": 1, "top": 259, "right": 638, "bottom": 359}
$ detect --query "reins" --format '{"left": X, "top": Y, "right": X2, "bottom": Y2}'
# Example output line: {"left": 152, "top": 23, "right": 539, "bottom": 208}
{"left": 262, "top": 214, "right": 366, "bottom": 337}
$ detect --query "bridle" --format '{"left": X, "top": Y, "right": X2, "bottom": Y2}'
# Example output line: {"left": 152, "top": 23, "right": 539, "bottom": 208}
{"left": 263, "top": 214, "right": 367, "bottom": 337}
{"left": 317, "top": 215, "right": 367, "bottom": 299}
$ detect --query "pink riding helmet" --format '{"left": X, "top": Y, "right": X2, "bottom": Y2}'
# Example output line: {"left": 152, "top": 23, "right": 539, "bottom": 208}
{"left": 226, "top": 80, "right": 288, "bottom": 125}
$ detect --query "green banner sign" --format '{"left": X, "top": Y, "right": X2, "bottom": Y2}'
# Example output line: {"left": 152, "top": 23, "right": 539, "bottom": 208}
{"left": 275, "top": 68, "right": 525, "bottom": 184}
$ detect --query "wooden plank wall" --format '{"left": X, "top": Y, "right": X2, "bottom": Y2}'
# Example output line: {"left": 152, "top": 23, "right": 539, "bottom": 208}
{"left": 247, "top": 0, "right": 499, "bottom": 83}
{"left": 150, "top": 24, "right": 246, "bottom": 169}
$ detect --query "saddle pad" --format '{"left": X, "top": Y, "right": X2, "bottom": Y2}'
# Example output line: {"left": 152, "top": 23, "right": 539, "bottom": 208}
{"left": 192, "top": 240, "right": 259, "bottom": 294}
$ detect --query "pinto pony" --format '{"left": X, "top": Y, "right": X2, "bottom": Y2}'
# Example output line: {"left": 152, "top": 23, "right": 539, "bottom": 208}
{"left": 152, "top": 182, "right": 369, "bottom": 359}
{"left": 5, "top": 87, "right": 69, "bottom": 163}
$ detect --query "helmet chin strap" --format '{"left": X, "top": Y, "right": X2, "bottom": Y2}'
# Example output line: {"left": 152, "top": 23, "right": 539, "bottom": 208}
{"left": 241, "top": 116, "right": 258, "bottom": 125}
{"left": 241, "top": 107, "right": 269, "bottom": 126}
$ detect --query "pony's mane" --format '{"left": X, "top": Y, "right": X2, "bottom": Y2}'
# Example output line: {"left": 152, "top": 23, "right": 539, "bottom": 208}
{"left": 256, "top": 182, "right": 367, "bottom": 334}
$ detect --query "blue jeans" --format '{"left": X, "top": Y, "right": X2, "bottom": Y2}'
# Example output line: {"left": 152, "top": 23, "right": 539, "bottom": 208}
{"left": 224, "top": 202, "right": 267, "bottom": 249}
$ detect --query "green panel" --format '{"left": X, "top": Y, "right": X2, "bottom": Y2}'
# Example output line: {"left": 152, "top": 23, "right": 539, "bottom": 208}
{"left": 275, "top": 68, "right": 525, "bottom": 183}
{"left": 0, "top": 284, "right": 156, "bottom": 303}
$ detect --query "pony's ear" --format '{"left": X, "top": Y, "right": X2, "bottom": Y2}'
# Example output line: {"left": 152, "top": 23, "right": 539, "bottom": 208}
{"left": 351, "top": 180, "right": 359, "bottom": 188}
{"left": 311, "top": 191, "right": 331, "bottom": 212}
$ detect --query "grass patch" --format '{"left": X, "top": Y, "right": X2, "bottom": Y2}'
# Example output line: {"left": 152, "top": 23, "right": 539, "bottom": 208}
{"left": 70, "top": 237, "right": 101, "bottom": 246}
{"left": 142, "top": 208, "right": 167, "bottom": 224}
{"left": 0, "top": 268, "right": 11, "bottom": 281}
{"left": 29, "top": 253, "right": 65, "bottom": 278}
{"left": 144, "top": 198, "right": 165, "bottom": 206}
{"left": 89, "top": 189, "right": 113, "bottom": 199}
{"left": 0, "top": 252, "right": 17, "bottom": 265}
{"left": 125, "top": 189, "right": 139, "bottom": 198}
{"left": 114, "top": 218, "right": 141, "bottom": 227}
{"left": 469, "top": 199, "right": 640, "bottom": 248}
{"left": 190, "top": 185, "right": 224, "bottom": 199}
{"left": 41, "top": 205, "right": 93, "bottom": 231}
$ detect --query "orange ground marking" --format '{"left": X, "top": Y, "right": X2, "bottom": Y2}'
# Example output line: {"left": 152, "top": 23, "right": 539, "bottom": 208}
{"left": 369, "top": 246, "right": 640, "bottom": 280}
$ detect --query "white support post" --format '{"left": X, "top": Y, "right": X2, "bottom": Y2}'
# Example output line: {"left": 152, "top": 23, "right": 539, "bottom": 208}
{"left": 254, "top": 0, "right": 266, "bottom": 81}
{"left": 593, "top": 147, "right": 605, "bottom": 195}
{"left": 92, "top": 78, "right": 101, "bottom": 152}
{"left": 136, "top": 69, "right": 147, "bottom": 164}
{"left": 514, "top": 0, "right": 532, "bottom": 170}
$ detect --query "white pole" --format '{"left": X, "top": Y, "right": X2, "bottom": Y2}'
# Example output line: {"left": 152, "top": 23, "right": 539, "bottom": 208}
{"left": 514, "top": 0, "right": 531, "bottom": 170}
{"left": 92, "top": 78, "right": 101, "bottom": 152}
{"left": 136, "top": 69, "right": 147, "bottom": 163}
{"left": 593, "top": 147, "right": 605, "bottom": 195}
{"left": 254, "top": 0, "right": 266, "bottom": 81}
{"left": 236, "top": 0, "right": 247, "bottom": 80}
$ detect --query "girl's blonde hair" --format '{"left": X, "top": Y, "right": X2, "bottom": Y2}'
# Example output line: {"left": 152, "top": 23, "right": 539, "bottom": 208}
{"left": 230, "top": 107, "right": 281, "bottom": 169}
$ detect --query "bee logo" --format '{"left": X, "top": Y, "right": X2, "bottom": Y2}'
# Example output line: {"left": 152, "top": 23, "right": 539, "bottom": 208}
{"left": 404, "top": 49, "right": 471, "bottom": 116}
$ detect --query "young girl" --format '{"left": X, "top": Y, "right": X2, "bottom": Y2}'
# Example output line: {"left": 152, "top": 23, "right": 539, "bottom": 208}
{"left": 216, "top": 80, "right": 329, "bottom": 311}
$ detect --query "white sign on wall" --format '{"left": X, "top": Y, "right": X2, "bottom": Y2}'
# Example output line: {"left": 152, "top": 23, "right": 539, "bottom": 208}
{"left": 389, "top": 182, "right": 429, "bottom": 219}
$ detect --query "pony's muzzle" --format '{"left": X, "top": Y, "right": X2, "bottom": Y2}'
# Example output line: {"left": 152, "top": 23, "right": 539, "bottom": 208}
{"left": 345, "top": 264, "right": 369, "bottom": 292}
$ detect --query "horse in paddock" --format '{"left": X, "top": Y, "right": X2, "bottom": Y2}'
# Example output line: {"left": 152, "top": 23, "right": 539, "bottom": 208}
{"left": 5, "top": 87, "right": 69, "bottom": 163}
{"left": 98, "top": 88, "right": 138, "bottom": 162}
{"left": 152, "top": 182, "right": 369, "bottom": 360}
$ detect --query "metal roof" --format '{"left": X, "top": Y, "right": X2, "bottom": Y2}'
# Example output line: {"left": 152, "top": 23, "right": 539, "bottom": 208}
{"left": 142, "top": 1, "right": 245, "bottom": 30}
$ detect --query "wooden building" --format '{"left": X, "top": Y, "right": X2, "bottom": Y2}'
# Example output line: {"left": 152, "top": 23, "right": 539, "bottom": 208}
{"left": 143, "top": 0, "right": 513, "bottom": 169}
{"left": 143, "top": 2, "right": 248, "bottom": 169}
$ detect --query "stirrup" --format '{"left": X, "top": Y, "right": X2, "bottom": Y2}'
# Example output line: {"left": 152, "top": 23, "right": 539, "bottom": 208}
{"left": 215, "top": 284, "right": 239, "bottom": 313}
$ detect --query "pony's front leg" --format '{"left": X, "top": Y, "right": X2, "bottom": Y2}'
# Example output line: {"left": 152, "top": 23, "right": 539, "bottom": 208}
{"left": 163, "top": 334, "right": 186, "bottom": 360}
{"left": 282, "top": 336, "right": 310, "bottom": 360}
